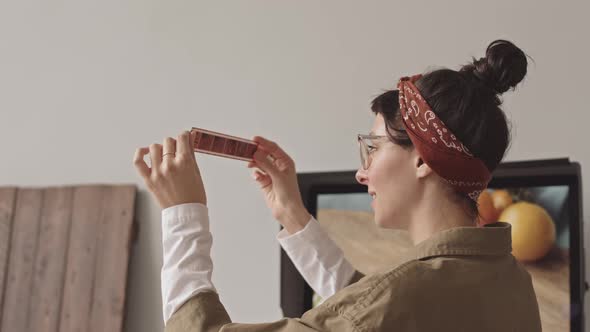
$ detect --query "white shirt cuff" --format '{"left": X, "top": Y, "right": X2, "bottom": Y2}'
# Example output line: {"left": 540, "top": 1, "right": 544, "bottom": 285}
{"left": 161, "top": 202, "right": 217, "bottom": 325}
{"left": 276, "top": 215, "right": 356, "bottom": 300}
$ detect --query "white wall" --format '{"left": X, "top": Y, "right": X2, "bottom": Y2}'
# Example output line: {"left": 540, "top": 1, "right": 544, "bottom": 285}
{"left": 1, "top": 1, "right": 588, "bottom": 331}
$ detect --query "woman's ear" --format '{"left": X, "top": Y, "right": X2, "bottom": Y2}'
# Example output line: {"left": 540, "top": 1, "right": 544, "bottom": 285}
{"left": 415, "top": 156, "right": 433, "bottom": 179}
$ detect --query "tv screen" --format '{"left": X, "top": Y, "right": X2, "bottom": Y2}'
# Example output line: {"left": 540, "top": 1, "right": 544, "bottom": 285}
{"left": 280, "top": 158, "right": 585, "bottom": 332}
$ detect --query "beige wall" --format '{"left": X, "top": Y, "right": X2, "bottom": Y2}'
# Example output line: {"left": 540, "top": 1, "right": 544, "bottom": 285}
{"left": 1, "top": 1, "right": 588, "bottom": 331}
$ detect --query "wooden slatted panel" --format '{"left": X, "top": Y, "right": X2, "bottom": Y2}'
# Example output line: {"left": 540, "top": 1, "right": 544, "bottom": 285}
{"left": 59, "top": 185, "right": 105, "bottom": 332}
{"left": 89, "top": 185, "right": 136, "bottom": 332}
{"left": 29, "top": 187, "right": 73, "bottom": 332}
{"left": 58, "top": 184, "right": 137, "bottom": 332}
{"left": 0, "top": 187, "right": 17, "bottom": 325}
{"left": 1, "top": 188, "right": 44, "bottom": 332}
{"left": 0, "top": 184, "right": 136, "bottom": 332}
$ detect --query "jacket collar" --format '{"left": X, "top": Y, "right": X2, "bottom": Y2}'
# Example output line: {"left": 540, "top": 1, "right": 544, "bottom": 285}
{"left": 402, "top": 222, "right": 513, "bottom": 261}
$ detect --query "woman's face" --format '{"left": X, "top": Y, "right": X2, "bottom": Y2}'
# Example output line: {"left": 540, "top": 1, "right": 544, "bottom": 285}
{"left": 355, "top": 113, "right": 420, "bottom": 229}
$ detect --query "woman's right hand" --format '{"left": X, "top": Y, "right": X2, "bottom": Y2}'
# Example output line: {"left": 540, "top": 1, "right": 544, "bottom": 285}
{"left": 247, "top": 136, "right": 311, "bottom": 234}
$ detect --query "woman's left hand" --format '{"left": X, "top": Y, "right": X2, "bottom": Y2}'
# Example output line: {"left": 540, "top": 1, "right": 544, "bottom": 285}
{"left": 133, "top": 130, "right": 207, "bottom": 209}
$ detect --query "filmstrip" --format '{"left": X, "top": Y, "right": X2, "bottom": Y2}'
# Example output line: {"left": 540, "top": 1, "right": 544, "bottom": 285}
{"left": 190, "top": 127, "right": 258, "bottom": 162}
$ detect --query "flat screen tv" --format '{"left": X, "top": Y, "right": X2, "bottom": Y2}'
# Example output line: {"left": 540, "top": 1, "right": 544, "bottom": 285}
{"left": 280, "top": 158, "right": 586, "bottom": 332}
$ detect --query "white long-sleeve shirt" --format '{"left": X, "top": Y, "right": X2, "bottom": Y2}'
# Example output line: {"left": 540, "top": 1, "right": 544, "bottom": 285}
{"left": 160, "top": 202, "right": 355, "bottom": 324}
{"left": 275, "top": 214, "right": 357, "bottom": 300}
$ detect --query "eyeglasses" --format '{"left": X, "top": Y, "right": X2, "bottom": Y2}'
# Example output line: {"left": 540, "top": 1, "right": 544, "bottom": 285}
{"left": 357, "top": 134, "right": 388, "bottom": 170}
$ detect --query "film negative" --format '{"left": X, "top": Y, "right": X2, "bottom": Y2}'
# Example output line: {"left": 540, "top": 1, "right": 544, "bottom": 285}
{"left": 190, "top": 127, "right": 258, "bottom": 162}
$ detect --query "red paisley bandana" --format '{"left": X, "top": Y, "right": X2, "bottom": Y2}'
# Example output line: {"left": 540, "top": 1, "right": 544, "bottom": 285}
{"left": 397, "top": 74, "right": 491, "bottom": 201}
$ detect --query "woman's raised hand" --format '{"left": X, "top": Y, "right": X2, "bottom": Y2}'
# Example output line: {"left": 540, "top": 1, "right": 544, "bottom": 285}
{"left": 248, "top": 136, "right": 311, "bottom": 234}
{"left": 133, "top": 130, "right": 207, "bottom": 209}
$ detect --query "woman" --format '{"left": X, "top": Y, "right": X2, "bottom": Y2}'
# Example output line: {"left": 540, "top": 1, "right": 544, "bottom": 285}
{"left": 134, "top": 39, "right": 542, "bottom": 331}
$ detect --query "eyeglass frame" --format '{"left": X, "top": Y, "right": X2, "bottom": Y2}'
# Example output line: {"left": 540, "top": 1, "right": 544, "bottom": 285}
{"left": 357, "top": 134, "right": 389, "bottom": 170}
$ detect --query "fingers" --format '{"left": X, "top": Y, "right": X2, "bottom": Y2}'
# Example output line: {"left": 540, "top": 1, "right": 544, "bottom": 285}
{"left": 133, "top": 147, "right": 151, "bottom": 180}
{"left": 252, "top": 148, "right": 278, "bottom": 177}
{"left": 247, "top": 160, "right": 264, "bottom": 171}
{"left": 189, "top": 130, "right": 197, "bottom": 161}
{"left": 248, "top": 159, "right": 272, "bottom": 189}
{"left": 252, "top": 136, "right": 290, "bottom": 161}
{"left": 176, "top": 130, "right": 192, "bottom": 158}
{"left": 163, "top": 137, "right": 176, "bottom": 161}
{"left": 149, "top": 143, "right": 163, "bottom": 170}
{"left": 251, "top": 169, "right": 272, "bottom": 190}
{"left": 247, "top": 160, "right": 267, "bottom": 178}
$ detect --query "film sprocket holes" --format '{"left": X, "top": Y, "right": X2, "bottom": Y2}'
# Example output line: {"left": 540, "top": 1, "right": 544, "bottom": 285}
{"left": 190, "top": 127, "right": 258, "bottom": 162}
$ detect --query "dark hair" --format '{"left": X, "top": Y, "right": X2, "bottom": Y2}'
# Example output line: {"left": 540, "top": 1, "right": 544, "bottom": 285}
{"left": 370, "top": 39, "right": 530, "bottom": 220}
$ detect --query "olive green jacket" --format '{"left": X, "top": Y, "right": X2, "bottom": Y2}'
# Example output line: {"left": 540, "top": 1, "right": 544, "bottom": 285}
{"left": 165, "top": 222, "right": 541, "bottom": 332}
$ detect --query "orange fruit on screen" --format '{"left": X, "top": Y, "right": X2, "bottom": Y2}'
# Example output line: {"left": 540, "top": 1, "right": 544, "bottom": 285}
{"left": 477, "top": 190, "right": 499, "bottom": 225}
{"left": 491, "top": 189, "right": 513, "bottom": 214}
{"left": 498, "top": 202, "right": 556, "bottom": 262}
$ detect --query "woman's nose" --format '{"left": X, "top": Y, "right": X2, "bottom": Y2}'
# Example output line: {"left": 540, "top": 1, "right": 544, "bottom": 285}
{"left": 355, "top": 168, "right": 369, "bottom": 186}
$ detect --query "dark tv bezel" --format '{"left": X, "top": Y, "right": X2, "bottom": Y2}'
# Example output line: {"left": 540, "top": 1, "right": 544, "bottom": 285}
{"left": 280, "top": 158, "right": 586, "bottom": 331}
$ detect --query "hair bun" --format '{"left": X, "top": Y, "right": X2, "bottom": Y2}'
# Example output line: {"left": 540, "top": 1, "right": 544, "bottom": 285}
{"left": 461, "top": 39, "right": 528, "bottom": 94}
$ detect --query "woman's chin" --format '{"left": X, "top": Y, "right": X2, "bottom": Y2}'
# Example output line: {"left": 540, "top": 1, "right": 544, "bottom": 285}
{"left": 374, "top": 215, "right": 388, "bottom": 228}
{"left": 374, "top": 214, "right": 403, "bottom": 230}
